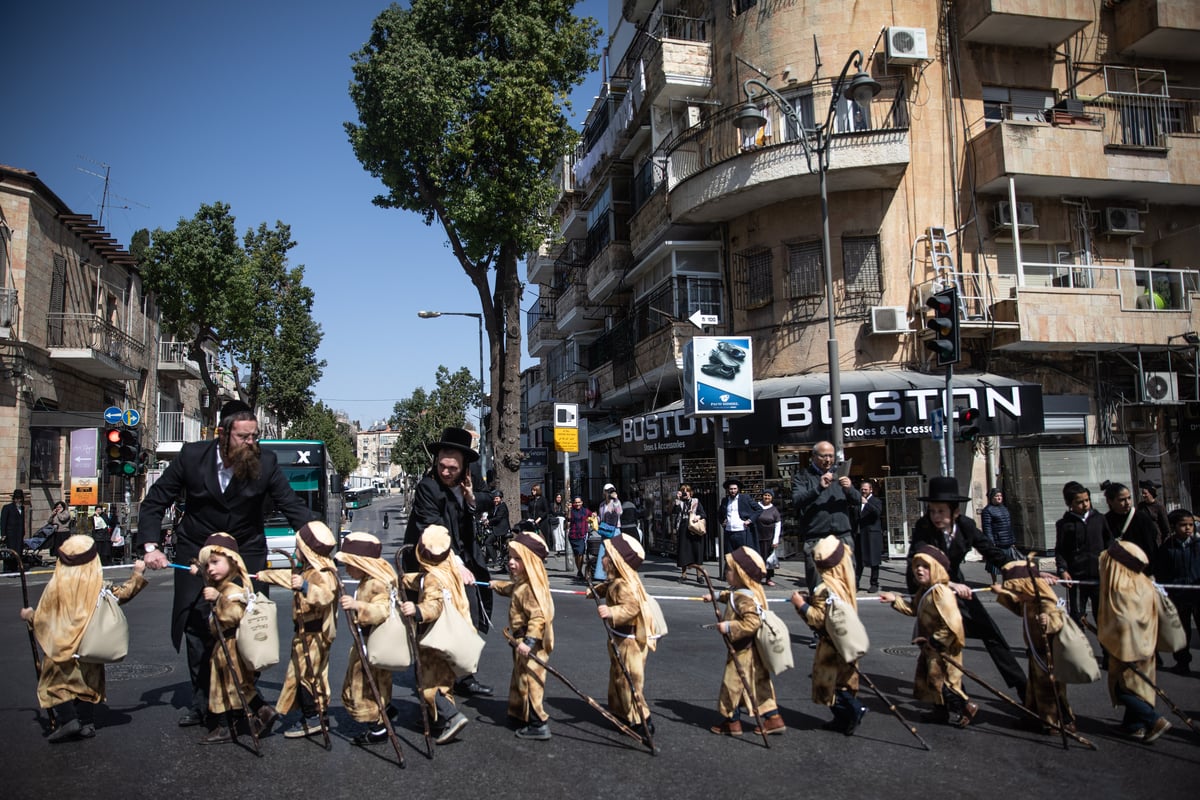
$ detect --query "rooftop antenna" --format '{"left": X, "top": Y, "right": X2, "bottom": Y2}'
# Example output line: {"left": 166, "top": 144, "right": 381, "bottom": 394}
{"left": 76, "top": 156, "right": 148, "bottom": 227}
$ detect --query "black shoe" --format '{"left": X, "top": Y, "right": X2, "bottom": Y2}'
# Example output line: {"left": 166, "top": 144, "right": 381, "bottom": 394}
{"left": 199, "top": 726, "right": 233, "bottom": 745}
{"left": 352, "top": 727, "right": 389, "bottom": 746}
{"left": 843, "top": 706, "right": 867, "bottom": 737}
{"left": 178, "top": 709, "right": 204, "bottom": 728}
{"left": 1168, "top": 662, "right": 1192, "bottom": 676}
{"left": 515, "top": 722, "right": 551, "bottom": 740}
{"left": 79, "top": 723, "right": 96, "bottom": 739}
{"left": 868, "top": 584, "right": 879, "bottom": 593}
{"left": 820, "top": 718, "right": 849, "bottom": 734}
{"left": 48, "top": 719, "right": 82, "bottom": 743}
{"left": 716, "top": 340, "right": 746, "bottom": 361}
{"left": 455, "top": 678, "right": 493, "bottom": 697}
{"left": 700, "top": 362, "right": 737, "bottom": 380}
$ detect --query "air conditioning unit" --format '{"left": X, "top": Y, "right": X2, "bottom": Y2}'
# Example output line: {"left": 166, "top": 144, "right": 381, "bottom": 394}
{"left": 886, "top": 27, "right": 929, "bottom": 64}
{"left": 992, "top": 201, "right": 1038, "bottom": 231}
{"left": 1143, "top": 371, "right": 1179, "bottom": 404}
{"left": 1103, "top": 207, "right": 1142, "bottom": 236}
{"left": 869, "top": 305, "right": 910, "bottom": 334}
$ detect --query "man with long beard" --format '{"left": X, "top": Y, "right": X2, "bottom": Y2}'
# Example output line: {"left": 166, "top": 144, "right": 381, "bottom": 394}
{"left": 137, "top": 400, "right": 315, "bottom": 735}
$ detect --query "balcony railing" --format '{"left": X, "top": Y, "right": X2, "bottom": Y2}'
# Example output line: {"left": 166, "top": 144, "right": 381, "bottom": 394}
{"left": 157, "top": 411, "right": 203, "bottom": 444}
{"left": 664, "top": 75, "right": 909, "bottom": 187}
{"left": 46, "top": 313, "right": 145, "bottom": 362}
{"left": 0, "top": 288, "right": 16, "bottom": 327}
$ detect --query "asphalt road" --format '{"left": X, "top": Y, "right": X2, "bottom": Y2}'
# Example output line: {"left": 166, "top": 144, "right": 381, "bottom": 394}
{"left": 2, "top": 495, "right": 1197, "bottom": 798}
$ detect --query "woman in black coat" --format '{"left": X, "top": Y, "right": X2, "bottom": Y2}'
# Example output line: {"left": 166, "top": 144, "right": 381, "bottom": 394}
{"left": 675, "top": 484, "right": 706, "bottom": 581}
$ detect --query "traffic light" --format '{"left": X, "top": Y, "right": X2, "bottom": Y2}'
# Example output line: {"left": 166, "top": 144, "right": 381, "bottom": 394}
{"left": 959, "top": 407, "right": 981, "bottom": 442}
{"left": 103, "top": 427, "right": 140, "bottom": 477}
{"left": 925, "top": 287, "right": 960, "bottom": 366}
{"left": 137, "top": 450, "right": 152, "bottom": 476}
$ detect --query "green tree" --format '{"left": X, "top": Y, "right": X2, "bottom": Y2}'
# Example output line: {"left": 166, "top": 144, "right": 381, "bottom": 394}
{"left": 388, "top": 366, "right": 481, "bottom": 478}
{"left": 346, "top": 0, "right": 599, "bottom": 502}
{"left": 286, "top": 401, "right": 358, "bottom": 482}
{"left": 143, "top": 202, "right": 250, "bottom": 427}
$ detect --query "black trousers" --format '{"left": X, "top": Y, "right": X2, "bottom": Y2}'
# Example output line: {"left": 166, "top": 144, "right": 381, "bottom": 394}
{"left": 959, "top": 593, "right": 1027, "bottom": 692}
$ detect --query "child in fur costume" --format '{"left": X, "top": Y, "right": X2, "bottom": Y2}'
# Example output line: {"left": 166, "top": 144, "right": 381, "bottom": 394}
{"left": 791, "top": 535, "right": 866, "bottom": 735}
{"left": 705, "top": 545, "right": 785, "bottom": 736}
{"left": 993, "top": 560, "right": 1076, "bottom": 733}
{"left": 335, "top": 531, "right": 400, "bottom": 746}
{"left": 19, "top": 534, "right": 146, "bottom": 743}
{"left": 399, "top": 525, "right": 471, "bottom": 745}
{"left": 192, "top": 533, "right": 277, "bottom": 744}
{"left": 591, "top": 533, "right": 658, "bottom": 733}
{"left": 1097, "top": 540, "right": 1171, "bottom": 742}
{"left": 255, "top": 521, "right": 338, "bottom": 739}
{"left": 490, "top": 528, "right": 555, "bottom": 740}
{"left": 880, "top": 544, "right": 978, "bottom": 727}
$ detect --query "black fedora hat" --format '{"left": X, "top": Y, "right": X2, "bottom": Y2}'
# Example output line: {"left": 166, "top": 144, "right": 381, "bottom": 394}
{"left": 427, "top": 426, "right": 480, "bottom": 463}
{"left": 918, "top": 476, "right": 970, "bottom": 504}
{"left": 722, "top": 478, "right": 741, "bottom": 490}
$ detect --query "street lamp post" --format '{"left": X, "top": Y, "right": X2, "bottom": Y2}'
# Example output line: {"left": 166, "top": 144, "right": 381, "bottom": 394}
{"left": 734, "top": 51, "right": 880, "bottom": 465}
{"left": 417, "top": 310, "right": 487, "bottom": 474}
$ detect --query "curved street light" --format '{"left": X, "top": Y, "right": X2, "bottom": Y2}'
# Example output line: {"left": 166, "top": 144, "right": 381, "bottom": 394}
{"left": 417, "top": 310, "right": 488, "bottom": 474}
{"left": 732, "top": 51, "right": 880, "bottom": 464}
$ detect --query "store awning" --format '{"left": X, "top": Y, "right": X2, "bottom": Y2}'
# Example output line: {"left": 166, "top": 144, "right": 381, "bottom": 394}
{"left": 728, "top": 369, "right": 1044, "bottom": 448}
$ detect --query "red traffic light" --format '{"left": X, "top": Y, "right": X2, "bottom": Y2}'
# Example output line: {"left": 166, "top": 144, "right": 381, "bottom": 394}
{"left": 106, "top": 428, "right": 123, "bottom": 445}
{"left": 959, "top": 407, "right": 981, "bottom": 442}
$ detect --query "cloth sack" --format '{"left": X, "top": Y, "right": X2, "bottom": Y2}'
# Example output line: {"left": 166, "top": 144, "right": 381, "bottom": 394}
{"left": 1155, "top": 587, "right": 1187, "bottom": 653}
{"left": 1051, "top": 614, "right": 1100, "bottom": 684}
{"left": 645, "top": 595, "right": 669, "bottom": 639}
{"left": 421, "top": 587, "right": 485, "bottom": 678}
{"left": 237, "top": 591, "right": 280, "bottom": 670}
{"left": 366, "top": 588, "right": 413, "bottom": 671}
{"left": 77, "top": 588, "right": 130, "bottom": 664}
{"left": 736, "top": 589, "right": 794, "bottom": 675}
{"left": 824, "top": 593, "right": 870, "bottom": 663}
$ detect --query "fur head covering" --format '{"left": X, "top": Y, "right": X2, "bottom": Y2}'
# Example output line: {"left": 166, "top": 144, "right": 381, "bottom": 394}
{"left": 414, "top": 525, "right": 470, "bottom": 618}
{"left": 295, "top": 520, "right": 337, "bottom": 573}
{"left": 911, "top": 544, "right": 951, "bottom": 583}
{"left": 33, "top": 534, "right": 103, "bottom": 663}
{"left": 911, "top": 544, "right": 964, "bottom": 647}
{"left": 725, "top": 545, "right": 768, "bottom": 611}
{"left": 999, "top": 560, "right": 1058, "bottom": 608}
{"left": 812, "top": 535, "right": 857, "bottom": 610}
{"left": 604, "top": 534, "right": 658, "bottom": 649}
{"left": 198, "top": 533, "right": 249, "bottom": 584}
{"left": 509, "top": 530, "right": 555, "bottom": 652}
{"left": 335, "top": 532, "right": 397, "bottom": 590}
{"left": 1097, "top": 540, "right": 1156, "bottom": 663}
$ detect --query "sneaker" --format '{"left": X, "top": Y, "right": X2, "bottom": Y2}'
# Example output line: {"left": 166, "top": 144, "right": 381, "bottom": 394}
{"left": 282, "top": 718, "right": 323, "bottom": 739}
{"left": 752, "top": 714, "right": 787, "bottom": 735}
{"left": 1126, "top": 726, "right": 1146, "bottom": 740}
{"left": 178, "top": 709, "right": 204, "bottom": 727}
{"left": 352, "top": 726, "right": 388, "bottom": 746}
{"left": 48, "top": 718, "right": 82, "bottom": 743}
{"left": 435, "top": 712, "right": 469, "bottom": 745}
{"left": 515, "top": 722, "right": 551, "bottom": 741}
{"left": 199, "top": 726, "right": 232, "bottom": 745}
{"left": 1143, "top": 717, "right": 1172, "bottom": 744}
{"left": 709, "top": 719, "right": 743, "bottom": 736}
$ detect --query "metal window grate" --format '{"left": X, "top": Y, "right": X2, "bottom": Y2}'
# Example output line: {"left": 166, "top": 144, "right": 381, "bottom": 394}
{"left": 734, "top": 247, "right": 773, "bottom": 310}
{"left": 843, "top": 235, "right": 882, "bottom": 296}
{"left": 786, "top": 240, "right": 823, "bottom": 298}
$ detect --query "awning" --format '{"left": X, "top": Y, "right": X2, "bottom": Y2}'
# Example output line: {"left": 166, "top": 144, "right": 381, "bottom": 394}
{"left": 619, "top": 399, "right": 719, "bottom": 457}
{"left": 728, "top": 369, "right": 1044, "bottom": 447}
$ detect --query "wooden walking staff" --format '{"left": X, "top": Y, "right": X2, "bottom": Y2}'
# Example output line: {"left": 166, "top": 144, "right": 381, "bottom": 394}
{"left": 926, "top": 644, "right": 1097, "bottom": 750}
{"left": 691, "top": 564, "right": 770, "bottom": 748}
{"left": 1025, "top": 552, "right": 1070, "bottom": 751}
{"left": 1080, "top": 618, "right": 1200, "bottom": 736}
{"left": 207, "top": 609, "right": 262, "bottom": 755}
{"left": 1, "top": 546, "right": 55, "bottom": 729}
{"left": 274, "top": 549, "right": 331, "bottom": 750}
{"left": 501, "top": 629, "right": 647, "bottom": 748}
{"left": 394, "top": 547, "right": 433, "bottom": 759}
{"left": 849, "top": 663, "right": 931, "bottom": 751}
{"left": 582, "top": 570, "right": 658, "bottom": 754}
{"left": 332, "top": 572, "right": 406, "bottom": 768}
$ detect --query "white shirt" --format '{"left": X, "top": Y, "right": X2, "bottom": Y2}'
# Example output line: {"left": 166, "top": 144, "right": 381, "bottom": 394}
{"left": 216, "top": 447, "right": 233, "bottom": 493}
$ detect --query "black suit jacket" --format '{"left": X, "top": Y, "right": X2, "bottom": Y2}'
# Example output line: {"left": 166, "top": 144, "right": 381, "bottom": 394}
{"left": 906, "top": 513, "right": 1006, "bottom": 592}
{"left": 2, "top": 502, "right": 24, "bottom": 550}
{"left": 489, "top": 501, "right": 511, "bottom": 539}
{"left": 137, "top": 439, "right": 315, "bottom": 648}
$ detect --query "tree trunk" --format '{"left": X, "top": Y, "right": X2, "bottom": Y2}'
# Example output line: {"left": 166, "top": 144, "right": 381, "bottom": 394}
{"left": 490, "top": 245, "right": 524, "bottom": 507}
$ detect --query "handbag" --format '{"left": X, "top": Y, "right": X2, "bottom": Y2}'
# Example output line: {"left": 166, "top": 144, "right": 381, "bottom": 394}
{"left": 687, "top": 500, "right": 706, "bottom": 536}
{"left": 1155, "top": 586, "right": 1187, "bottom": 654}
{"left": 736, "top": 590, "right": 794, "bottom": 675}
{"left": 1050, "top": 612, "right": 1100, "bottom": 683}
{"left": 77, "top": 588, "right": 130, "bottom": 664}
{"left": 366, "top": 588, "right": 413, "bottom": 671}
{"left": 823, "top": 591, "right": 870, "bottom": 663}
{"left": 420, "top": 583, "right": 485, "bottom": 678}
{"left": 236, "top": 591, "right": 280, "bottom": 671}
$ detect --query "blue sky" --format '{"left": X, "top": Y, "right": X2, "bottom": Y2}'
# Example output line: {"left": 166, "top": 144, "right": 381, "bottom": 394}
{"left": 4, "top": 0, "right": 608, "bottom": 427}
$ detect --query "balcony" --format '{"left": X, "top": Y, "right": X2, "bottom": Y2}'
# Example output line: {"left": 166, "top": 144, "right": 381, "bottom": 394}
{"left": 158, "top": 340, "right": 202, "bottom": 379}
{"left": 958, "top": 0, "right": 1092, "bottom": 48}
{"left": 0, "top": 288, "right": 16, "bottom": 338}
{"left": 585, "top": 210, "right": 632, "bottom": 302}
{"left": 526, "top": 299, "right": 563, "bottom": 358}
{"left": 157, "top": 410, "right": 203, "bottom": 454}
{"left": 969, "top": 102, "right": 1200, "bottom": 203}
{"left": 47, "top": 313, "right": 144, "bottom": 380}
{"left": 643, "top": 14, "right": 712, "bottom": 105}
{"left": 929, "top": 262, "right": 1200, "bottom": 351}
{"left": 1113, "top": 0, "right": 1200, "bottom": 60}
{"left": 665, "top": 77, "right": 910, "bottom": 224}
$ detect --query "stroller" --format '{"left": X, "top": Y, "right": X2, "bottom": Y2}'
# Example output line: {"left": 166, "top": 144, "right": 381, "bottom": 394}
{"left": 21, "top": 526, "right": 55, "bottom": 568}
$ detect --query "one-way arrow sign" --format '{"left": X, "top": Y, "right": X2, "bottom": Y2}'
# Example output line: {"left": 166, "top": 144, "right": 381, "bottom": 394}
{"left": 689, "top": 309, "right": 719, "bottom": 329}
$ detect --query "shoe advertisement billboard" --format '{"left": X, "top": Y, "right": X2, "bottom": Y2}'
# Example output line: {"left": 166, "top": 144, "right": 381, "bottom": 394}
{"left": 684, "top": 336, "right": 754, "bottom": 415}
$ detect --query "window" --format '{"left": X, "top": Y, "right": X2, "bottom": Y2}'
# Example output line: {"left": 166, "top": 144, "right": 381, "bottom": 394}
{"left": 832, "top": 93, "right": 872, "bottom": 133}
{"left": 48, "top": 254, "right": 66, "bottom": 345}
{"left": 30, "top": 428, "right": 60, "bottom": 483}
{"left": 842, "top": 236, "right": 882, "bottom": 296}
{"left": 733, "top": 247, "right": 773, "bottom": 310}
{"left": 982, "top": 86, "right": 1055, "bottom": 126}
{"left": 733, "top": 0, "right": 757, "bottom": 14}
{"left": 786, "top": 240, "right": 824, "bottom": 298}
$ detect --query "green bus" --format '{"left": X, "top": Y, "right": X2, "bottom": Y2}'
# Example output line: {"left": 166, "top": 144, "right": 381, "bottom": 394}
{"left": 345, "top": 486, "right": 376, "bottom": 510}
{"left": 259, "top": 439, "right": 340, "bottom": 568}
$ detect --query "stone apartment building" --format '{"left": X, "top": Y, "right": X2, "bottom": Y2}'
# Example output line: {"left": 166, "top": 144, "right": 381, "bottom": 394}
{"left": 524, "top": 0, "right": 1200, "bottom": 557}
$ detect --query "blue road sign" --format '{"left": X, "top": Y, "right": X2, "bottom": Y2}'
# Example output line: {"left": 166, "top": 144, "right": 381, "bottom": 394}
{"left": 104, "top": 406, "right": 123, "bottom": 425}
{"left": 123, "top": 409, "right": 141, "bottom": 427}
{"left": 931, "top": 408, "right": 944, "bottom": 440}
